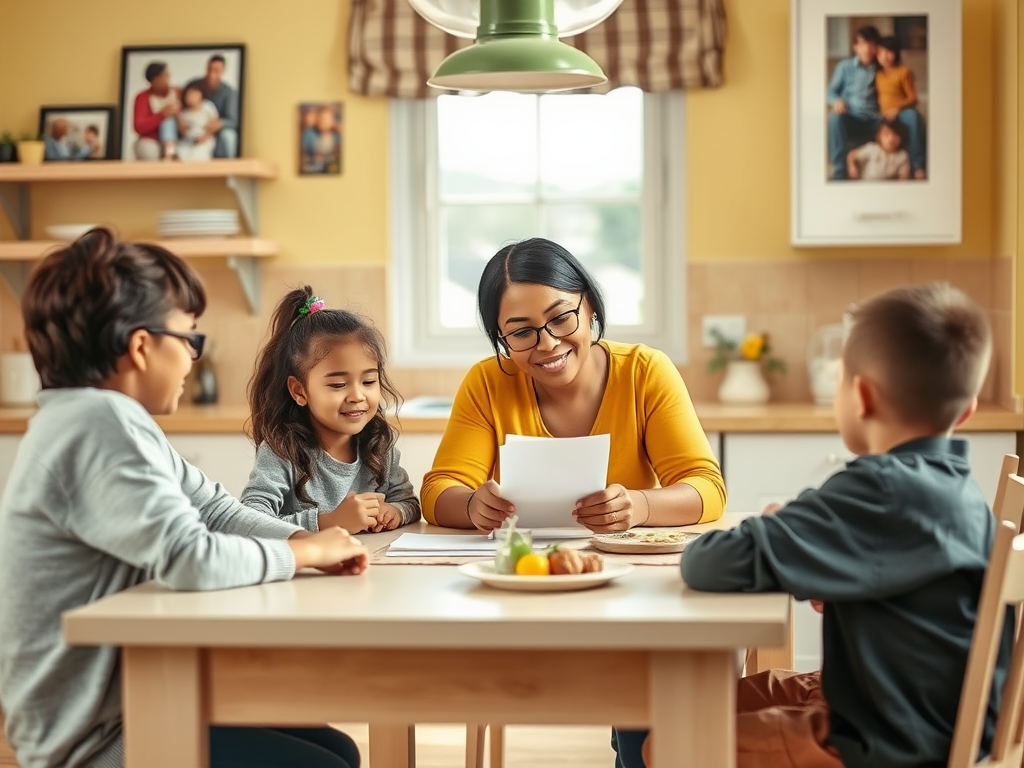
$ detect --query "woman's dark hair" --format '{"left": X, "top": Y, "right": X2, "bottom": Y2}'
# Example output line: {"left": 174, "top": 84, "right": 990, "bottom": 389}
{"left": 477, "top": 238, "right": 606, "bottom": 362}
{"left": 878, "top": 36, "right": 902, "bottom": 65}
{"left": 22, "top": 227, "right": 206, "bottom": 389}
{"left": 144, "top": 61, "right": 167, "bottom": 83}
{"left": 247, "top": 286, "right": 400, "bottom": 502}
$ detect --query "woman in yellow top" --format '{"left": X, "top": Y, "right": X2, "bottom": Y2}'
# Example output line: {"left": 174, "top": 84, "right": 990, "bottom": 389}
{"left": 875, "top": 35, "right": 926, "bottom": 179}
{"left": 420, "top": 237, "right": 725, "bottom": 531}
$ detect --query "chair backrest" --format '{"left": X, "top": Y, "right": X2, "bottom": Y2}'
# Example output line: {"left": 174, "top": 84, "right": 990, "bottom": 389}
{"left": 948, "top": 474, "right": 1024, "bottom": 768}
{"left": 994, "top": 455, "right": 1021, "bottom": 530}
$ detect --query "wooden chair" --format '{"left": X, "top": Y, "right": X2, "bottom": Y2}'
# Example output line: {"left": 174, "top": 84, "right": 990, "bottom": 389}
{"left": 994, "top": 454, "right": 1021, "bottom": 529}
{"left": 466, "top": 723, "right": 501, "bottom": 768}
{"left": 949, "top": 474, "right": 1024, "bottom": 767}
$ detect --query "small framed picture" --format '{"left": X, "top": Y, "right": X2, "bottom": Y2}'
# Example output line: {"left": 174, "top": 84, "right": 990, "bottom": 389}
{"left": 118, "top": 44, "right": 245, "bottom": 162}
{"left": 791, "top": 0, "right": 961, "bottom": 245}
{"left": 298, "top": 102, "right": 343, "bottom": 175}
{"left": 38, "top": 105, "right": 117, "bottom": 161}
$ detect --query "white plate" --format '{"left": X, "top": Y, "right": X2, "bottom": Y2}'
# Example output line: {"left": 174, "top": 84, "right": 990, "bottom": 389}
{"left": 458, "top": 560, "right": 633, "bottom": 592}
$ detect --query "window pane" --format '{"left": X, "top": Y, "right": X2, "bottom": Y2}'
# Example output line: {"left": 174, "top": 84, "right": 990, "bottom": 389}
{"left": 437, "top": 93, "right": 538, "bottom": 198}
{"left": 440, "top": 204, "right": 538, "bottom": 329}
{"left": 539, "top": 87, "right": 643, "bottom": 198}
{"left": 544, "top": 202, "right": 644, "bottom": 325}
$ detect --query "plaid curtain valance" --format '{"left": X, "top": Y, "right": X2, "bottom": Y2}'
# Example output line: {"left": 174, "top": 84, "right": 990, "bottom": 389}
{"left": 348, "top": 0, "right": 727, "bottom": 98}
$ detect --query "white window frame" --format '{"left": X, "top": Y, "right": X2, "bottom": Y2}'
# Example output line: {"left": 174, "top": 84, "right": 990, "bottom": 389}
{"left": 389, "top": 91, "right": 688, "bottom": 368}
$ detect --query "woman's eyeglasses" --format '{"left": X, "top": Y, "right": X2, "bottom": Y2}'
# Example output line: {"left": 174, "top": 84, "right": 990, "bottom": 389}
{"left": 141, "top": 328, "right": 206, "bottom": 360}
{"left": 498, "top": 295, "right": 585, "bottom": 352}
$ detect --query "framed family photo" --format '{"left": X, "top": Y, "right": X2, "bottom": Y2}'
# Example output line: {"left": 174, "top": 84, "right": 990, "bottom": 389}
{"left": 39, "top": 105, "right": 117, "bottom": 161}
{"left": 298, "top": 101, "right": 342, "bottom": 175}
{"left": 118, "top": 44, "right": 245, "bottom": 162}
{"left": 791, "top": 0, "right": 961, "bottom": 245}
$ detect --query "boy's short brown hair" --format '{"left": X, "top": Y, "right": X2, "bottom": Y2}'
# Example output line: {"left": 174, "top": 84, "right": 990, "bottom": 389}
{"left": 22, "top": 227, "right": 206, "bottom": 389}
{"left": 843, "top": 282, "right": 991, "bottom": 432}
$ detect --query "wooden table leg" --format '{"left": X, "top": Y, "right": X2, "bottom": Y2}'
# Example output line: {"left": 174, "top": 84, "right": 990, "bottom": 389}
{"left": 122, "top": 647, "right": 208, "bottom": 768}
{"left": 650, "top": 651, "right": 735, "bottom": 768}
{"left": 368, "top": 723, "right": 415, "bottom": 768}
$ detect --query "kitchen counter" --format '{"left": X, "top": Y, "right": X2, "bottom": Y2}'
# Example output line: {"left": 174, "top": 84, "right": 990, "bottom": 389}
{"left": 0, "top": 401, "right": 1018, "bottom": 434}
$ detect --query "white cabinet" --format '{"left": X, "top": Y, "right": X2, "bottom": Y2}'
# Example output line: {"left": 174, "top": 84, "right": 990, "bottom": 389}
{"left": 166, "top": 434, "right": 255, "bottom": 498}
{"left": 722, "top": 431, "right": 1018, "bottom": 671}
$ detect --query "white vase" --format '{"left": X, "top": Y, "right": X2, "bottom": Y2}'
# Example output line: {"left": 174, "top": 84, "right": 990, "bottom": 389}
{"left": 717, "top": 360, "right": 770, "bottom": 404}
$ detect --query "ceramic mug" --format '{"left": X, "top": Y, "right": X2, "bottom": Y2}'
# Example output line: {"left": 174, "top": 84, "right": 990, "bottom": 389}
{"left": 0, "top": 352, "right": 40, "bottom": 406}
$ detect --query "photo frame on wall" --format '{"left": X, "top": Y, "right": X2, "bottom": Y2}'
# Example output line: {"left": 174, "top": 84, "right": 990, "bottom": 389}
{"left": 38, "top": 105, "right": 117, "bottom": 161}
{"left": 791, "top": 0, "right": 961, "bottom": 245}
{"left": 298, "top": 102, "right": 343, "bottom": 175}
{"left": 118, "top": 44, "right": 245, "bottom": 162}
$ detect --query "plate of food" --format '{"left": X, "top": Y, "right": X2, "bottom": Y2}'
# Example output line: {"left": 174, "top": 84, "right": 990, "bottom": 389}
{"left": 590, "top": 530, "right": 703, "bottom": 555}
{"left": 459, "top": 552, "right": 633, "bottom": 592}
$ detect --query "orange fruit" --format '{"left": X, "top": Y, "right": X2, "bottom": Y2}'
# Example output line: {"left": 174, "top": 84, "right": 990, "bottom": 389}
{"left": 514, "top": 553, "right": 551, "bottom": 577}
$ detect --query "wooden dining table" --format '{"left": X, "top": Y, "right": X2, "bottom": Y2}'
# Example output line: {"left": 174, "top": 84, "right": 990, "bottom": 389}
{"left": 62, "top": 519, "right": 790, "bottom": 768}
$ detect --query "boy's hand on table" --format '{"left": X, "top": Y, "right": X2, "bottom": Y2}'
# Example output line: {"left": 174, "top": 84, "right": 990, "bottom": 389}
{"left": 809, "top": 600, "right": 825, "bottom": 614}
{"left": 288, "top": 528, "right": 369, "bottom": 575}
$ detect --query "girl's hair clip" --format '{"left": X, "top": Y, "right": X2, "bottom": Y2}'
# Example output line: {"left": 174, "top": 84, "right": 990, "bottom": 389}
{"left": 299, "top": 296, "right": 325, "bottom": 316}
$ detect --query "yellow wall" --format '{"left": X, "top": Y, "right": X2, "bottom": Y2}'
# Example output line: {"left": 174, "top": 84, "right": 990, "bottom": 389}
{"left": 0, "top": 0, "right": 390, "bottom": 265}
{"left": 687, "top": 0, "right": 995, "bottom": 262}
{"left": 0, "top": 0, "right": 1005, "bottom": 265}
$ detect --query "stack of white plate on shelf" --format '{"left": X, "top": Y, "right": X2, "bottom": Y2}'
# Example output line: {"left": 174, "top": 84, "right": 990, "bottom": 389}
{"left": 157, "top": 209, "right": 240, "bottom": 238}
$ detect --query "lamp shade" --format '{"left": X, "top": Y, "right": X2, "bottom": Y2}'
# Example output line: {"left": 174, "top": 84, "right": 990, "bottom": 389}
{"left": 429, "top": 36, "right": 607, "bottom": 92}
{"left": 409, "top": 0, "right": 625, "bottom": 39}
{"left": 420, "top": 0, "right": 611, "bottom": 93}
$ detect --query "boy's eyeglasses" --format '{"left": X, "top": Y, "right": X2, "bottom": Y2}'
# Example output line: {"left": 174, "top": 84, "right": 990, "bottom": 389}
{"left": 498, "top": 295, "right": 585, "bottom": 353}
{"left": 141, "top": 328, "right": 206, "bottom": 360}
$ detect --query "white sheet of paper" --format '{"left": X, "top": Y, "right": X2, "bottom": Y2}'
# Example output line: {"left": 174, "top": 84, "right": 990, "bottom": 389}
{"left": 499, "top": 433, "right": 610, "bottom": 530}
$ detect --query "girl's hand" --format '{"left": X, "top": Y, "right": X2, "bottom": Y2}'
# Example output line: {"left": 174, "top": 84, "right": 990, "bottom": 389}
{"left": 287, "top": 528, "right": 369, "bottom": 575}
{"left": 573, "top": 485, "right": 636, "bottom": 532}
{"left": 374, "top": 502, "right": 401, "bottom": 532}
{"left": 810, "top": 600, "right": 825, "bottom": 614}
{"left": 327, "top": 492, "right": 385, "bottom": 533}
{"left": 468, "top": 480, "right": 514, "bottom": 531}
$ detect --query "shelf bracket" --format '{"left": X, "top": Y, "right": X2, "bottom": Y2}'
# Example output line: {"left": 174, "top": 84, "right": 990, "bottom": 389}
{"left": 0, "top": 260, "right": 33, "bottom": 300}
{"left": 227, "top": 255, "right": 260, "bottom": 315}
{"left": 225, "top": 176, "right": 259, "bottom": 235}
{"left": 0, "top": 183, "right": 30, "bottom": 240}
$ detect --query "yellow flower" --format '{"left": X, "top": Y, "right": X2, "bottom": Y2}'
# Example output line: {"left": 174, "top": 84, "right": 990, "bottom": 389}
{"left": 740, "top": 334, "right": 765, "bottom": 361}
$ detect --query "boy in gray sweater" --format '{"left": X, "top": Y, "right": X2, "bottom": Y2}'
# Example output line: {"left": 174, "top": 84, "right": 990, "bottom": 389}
{"left": 0, "top": 228, "right": 368, "bottom": 768}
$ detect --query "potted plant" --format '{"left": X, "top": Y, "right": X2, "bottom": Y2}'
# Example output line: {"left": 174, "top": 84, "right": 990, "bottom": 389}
{"left": 0, "top": 132, "right": 16, "bottom": 163}
{"left": 16, "top": 132, "right": 45, "bottom": 166}
{"left": 708, "top": 329, "right": 786, "bottom": 404}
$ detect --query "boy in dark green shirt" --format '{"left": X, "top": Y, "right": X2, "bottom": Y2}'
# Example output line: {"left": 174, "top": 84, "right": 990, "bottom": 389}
{"left": 620, "top": 283, "right": 1011, "bottom": 768}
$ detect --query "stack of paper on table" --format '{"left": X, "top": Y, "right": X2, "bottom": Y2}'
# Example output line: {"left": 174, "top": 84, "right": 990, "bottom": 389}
{"left": 386, "top": 530, "right": 589, "bottom": 558}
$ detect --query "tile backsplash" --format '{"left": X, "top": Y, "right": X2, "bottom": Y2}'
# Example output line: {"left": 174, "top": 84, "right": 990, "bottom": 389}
{"left": 0, "top": 255, "right": 1013, "bottom": 410}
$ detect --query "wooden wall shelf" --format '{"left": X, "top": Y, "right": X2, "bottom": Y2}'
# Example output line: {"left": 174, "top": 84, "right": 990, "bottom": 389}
{"left": 0, "top": 159, "right": 276, "bottom": 183}
{"left": 0, "top": 159, "right": 279, "bottom": 314}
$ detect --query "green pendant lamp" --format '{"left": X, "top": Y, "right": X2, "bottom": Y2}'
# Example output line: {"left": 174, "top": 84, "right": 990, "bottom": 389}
{"left": 417, "top": 0, "right": 611, "bottom": 93}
